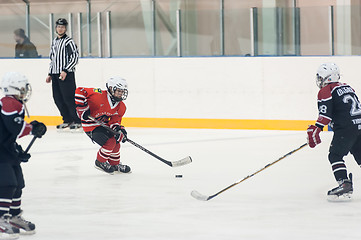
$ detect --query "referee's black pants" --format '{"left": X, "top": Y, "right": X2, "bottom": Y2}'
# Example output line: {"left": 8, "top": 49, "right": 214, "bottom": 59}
{"left": 50, "top": 72, "right": 81, "bottom": 124}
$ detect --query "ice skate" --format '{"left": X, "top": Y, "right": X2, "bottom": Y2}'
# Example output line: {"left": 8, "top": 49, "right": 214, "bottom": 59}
{"left": 112, "top": 163, "right": 131, "bottom": 174}
{"left": 56, "top": 122, "right": 71, "bottom": 132}
{"left": 69, "top": 123, "right": 83, "bottom": 132}
{"left": 0, "top": 214, "right": 20, "bottom": 240}
{"left": 327, "top": 173, "right": 353, "bottom": 202}
{"left": 94, "top": 160, "right": 114, "bottom": 174}
{"left": 9, "top": 211, "right": 35, "bottom": 235}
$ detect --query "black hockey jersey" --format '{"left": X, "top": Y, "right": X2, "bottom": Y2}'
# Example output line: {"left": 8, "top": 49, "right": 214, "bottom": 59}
{"left": 0, "top": 96, "right": 32, "bottom": 163}
{"left": 316, "top": 82, "right": 361, "bottom": 131}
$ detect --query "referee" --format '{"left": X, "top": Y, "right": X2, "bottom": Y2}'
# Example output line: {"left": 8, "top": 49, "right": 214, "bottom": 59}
{"left": 46, "top": 18, "right": 81, "bottom": 130}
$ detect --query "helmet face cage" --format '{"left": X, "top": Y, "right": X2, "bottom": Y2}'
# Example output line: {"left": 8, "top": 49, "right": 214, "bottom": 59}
{"left": 316, "top": 73, "right": 327, "bottom": 89}
{"left": 19, "top": 83, "right": 32, "bottom": 102}
{"left": 7, "top": 82, "right": 32, "bottom": 102}
{"left": 106, "top": 77, "right": 128, "bottom": 102}
{"left": 107, "top": 86, "right": 128, "bottom": 102}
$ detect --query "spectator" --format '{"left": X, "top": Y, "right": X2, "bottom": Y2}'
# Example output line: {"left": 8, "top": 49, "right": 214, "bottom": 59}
{"left": 14, "top": 28, "right": 38, "bottom": 58}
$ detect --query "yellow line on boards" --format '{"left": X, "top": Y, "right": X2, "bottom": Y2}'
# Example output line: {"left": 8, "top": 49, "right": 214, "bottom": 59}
{"left": 24, "top": 116, "right": 317, "bottom": 131}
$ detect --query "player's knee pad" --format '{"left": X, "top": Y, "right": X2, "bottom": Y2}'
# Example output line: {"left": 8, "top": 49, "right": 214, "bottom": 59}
{"left": 350, "top": 138, "right": 361, "bottom": 165}
{"left": 328, "top": 152, "right": 347, "bottom": 174}
{"left": 113, "top": 142, "right": 120, "bottom": 152}
{"left": 13, "top": 165, "right": 25, "bottom": 190}
{"left": 12, "top": 189, "right": 22, "bottom": 199}
{"left": 0, "top": 187, "right": 16, "bottom": 200}
{"left": 0, "top": 163, "right": 19, "bottom": 188}
{"left": 102, "top": 137, "right": 117, "bottom": 150}
{"left": 328, "top": 152, "right": 344, "bottom": 164}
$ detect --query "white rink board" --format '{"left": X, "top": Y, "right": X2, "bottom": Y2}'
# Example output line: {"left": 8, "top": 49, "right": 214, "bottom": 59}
{"left": 16, "top": 127, "right": 361, "bottom": 240}
{"left": 1, "top": 56, "right": 361, "bottom": 121}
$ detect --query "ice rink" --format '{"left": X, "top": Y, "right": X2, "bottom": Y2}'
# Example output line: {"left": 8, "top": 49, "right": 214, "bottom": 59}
{"left": 16, "top": 127, "right": 361, "bottom": 240}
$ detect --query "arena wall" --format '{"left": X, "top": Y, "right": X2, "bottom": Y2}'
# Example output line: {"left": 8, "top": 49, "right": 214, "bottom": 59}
{"left": 1, "top": 56, "right": 360, "bottom": 130}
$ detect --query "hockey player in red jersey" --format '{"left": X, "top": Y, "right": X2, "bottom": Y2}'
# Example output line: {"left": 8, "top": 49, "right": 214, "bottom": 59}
{"left": 75, "top": 76, "right": 131, "bottom": 174}
{"left": 0, "top": 72, "right": 46, "bottom": 238}
{"left": 307, "top": 63, "right": 361, "bottom": 201}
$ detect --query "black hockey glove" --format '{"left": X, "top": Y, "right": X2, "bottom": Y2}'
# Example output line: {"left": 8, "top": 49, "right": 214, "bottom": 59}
{"left": 82, "top": 109, "right": 91, "bottom": 120}
{"left": 14, "top": 143, "right": 31, "bottom": 162}
{"left": 31, "top": 120, "right": 47, "bottom": 138}
{"left": 112, "top": 125, "right": 127, "bottom": 143}
{"left": 119, "top": 126, "right": 127, "bottom": 142}
{"left": 76, "top": 102, "right": 90, "bottom": 120}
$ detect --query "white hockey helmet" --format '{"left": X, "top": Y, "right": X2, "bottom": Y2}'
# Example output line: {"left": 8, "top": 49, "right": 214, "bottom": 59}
{"left": 1, "top": 72, "right": 32, "bottom": 102}
{"left": 106, "top": 76, "right": 128, "bottom": 102}
{"left": 316, "top": 63, "right": 340, "bottom": 89}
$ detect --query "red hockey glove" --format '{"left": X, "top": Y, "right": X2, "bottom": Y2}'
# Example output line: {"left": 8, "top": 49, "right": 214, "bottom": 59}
{"left": 307, "top": 125, "right": 322, "bottom": 148}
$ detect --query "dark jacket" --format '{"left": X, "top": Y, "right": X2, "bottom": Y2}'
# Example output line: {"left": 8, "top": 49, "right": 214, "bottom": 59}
{"left": 15, "top": 37, "right": 38, "bottom": 58}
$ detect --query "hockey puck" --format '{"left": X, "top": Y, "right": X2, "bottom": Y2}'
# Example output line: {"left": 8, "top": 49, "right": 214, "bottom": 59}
{"left": 175, "top": 175, "right": 183, "bottom": 178}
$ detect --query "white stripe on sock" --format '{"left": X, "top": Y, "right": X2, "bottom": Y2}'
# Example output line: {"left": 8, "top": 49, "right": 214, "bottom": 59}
{"left": 0, "top": 207, "right": 9, "bottom": 211}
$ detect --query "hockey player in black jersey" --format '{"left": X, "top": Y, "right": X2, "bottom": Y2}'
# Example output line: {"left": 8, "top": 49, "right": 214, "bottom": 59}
{"left": 307, "top": 63, "right": 361, "bottom": 201}
{"left": 0, "top": 72, "right": 46, "bottom": 238}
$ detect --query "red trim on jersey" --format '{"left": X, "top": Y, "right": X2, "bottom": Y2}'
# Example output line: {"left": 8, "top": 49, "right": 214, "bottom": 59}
{"left": 318, "top": 82, "right": 348, "bottom": 101}
{"left": 316, "top": 114, "right": 332, "bottom": 127}
{"left": 1, "top": 96, "right": 23, "bottom": 115}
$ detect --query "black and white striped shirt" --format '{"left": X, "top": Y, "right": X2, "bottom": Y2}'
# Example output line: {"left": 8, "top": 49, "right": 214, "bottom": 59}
{"left": 48, "top": 34, "right": 79, "bottom": 74}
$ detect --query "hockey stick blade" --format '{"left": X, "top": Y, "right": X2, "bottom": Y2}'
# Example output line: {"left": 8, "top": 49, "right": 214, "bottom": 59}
{"left": 191, "top": 143, "right": 308, "bottom": 201}
{"left": 88, "top": 117, "right": 192, "bottom": 168}
{"left": 191, "top": 190, "right": 211, "bottom": 201}
{"left": 170, "top": 156, "right": 192, "bottom": 167}
{"left": 127, "top": 138, "right": 192, "bottom": 168}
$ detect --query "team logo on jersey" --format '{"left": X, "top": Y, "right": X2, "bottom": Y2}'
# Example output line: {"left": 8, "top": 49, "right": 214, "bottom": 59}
{"left": 95, "top": 114, "right": 110, "bottom": 122}
{"left": 93, "top": 88, "right": 102, "bottom": 93}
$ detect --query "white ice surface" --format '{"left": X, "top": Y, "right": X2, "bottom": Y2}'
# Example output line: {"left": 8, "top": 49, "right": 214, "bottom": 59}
{"left": 16, "top": 127, "right": 361, "bottom": 240}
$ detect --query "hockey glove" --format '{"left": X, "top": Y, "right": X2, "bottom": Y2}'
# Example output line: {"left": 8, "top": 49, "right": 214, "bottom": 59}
{"left": 14, "top": 143, "right": 31, "bottom": 162}
{"left": 112, "top": 125, "right": 128, "bottom": 143}
{"left": 76, "top": 104, "right": 90, "bottom": 120}
{"left": 31, "top": 120, "right": 47, "bottom": 138}
{"left": 307, "top": 125, "right": 322, "bottom": 148}
{"left": 119, "top": 126, "right": 127, "bottom": 142}
{"left": 82, "top": 109, "right": 91, "bottom": 120}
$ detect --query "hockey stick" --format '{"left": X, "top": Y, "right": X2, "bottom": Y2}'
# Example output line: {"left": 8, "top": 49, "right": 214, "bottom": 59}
{"left": 191, "top": 143, "right": 308, "bottom": 201}
{"left": 88, "top": 116, "right": 192, "bottom": 167}
{"left": 126, "top": 138, "right": 192, "bottom": 167}
{"left": 24, "top": 136, "right": 37, "bottom": 154}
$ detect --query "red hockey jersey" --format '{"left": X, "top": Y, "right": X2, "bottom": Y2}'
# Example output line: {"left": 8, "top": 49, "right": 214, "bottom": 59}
{"left": 75, "top": 87, "right": 126, "bottom": 132}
